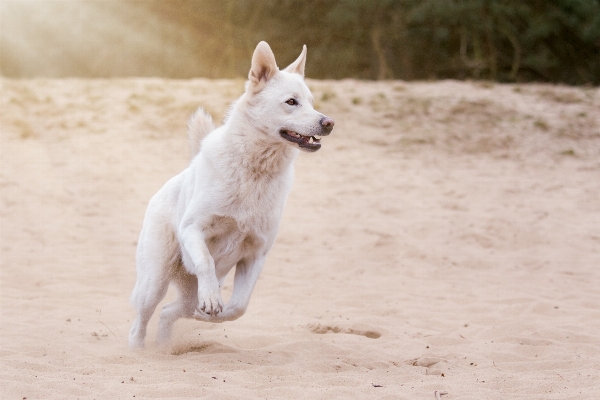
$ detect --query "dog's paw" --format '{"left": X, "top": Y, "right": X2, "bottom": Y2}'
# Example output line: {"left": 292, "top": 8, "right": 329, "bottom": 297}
{"left": 193, "top": 308, "right": 219, "bottom": 322}
{"left": 195, "top": 290, "right": 224, "bottom": 318}
{"left": 128, "top": 336, "right": 145, "bottom": 349}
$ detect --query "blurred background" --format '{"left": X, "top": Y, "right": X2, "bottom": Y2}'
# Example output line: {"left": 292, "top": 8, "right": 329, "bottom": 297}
{"left": 1, "top": 0, "right": 599, "bottom": 84}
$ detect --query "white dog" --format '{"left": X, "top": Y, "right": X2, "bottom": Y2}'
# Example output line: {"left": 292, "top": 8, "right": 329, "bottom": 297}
{"left": 129, "top": 41, "right": 334, "bottom": 348}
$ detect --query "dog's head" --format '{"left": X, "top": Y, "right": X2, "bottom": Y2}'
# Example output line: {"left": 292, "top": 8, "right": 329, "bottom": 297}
{"left": 245, "top": 41, "right": 334, "bottom": 152}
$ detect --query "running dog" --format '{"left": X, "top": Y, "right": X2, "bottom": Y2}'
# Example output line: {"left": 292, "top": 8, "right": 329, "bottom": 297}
{"left": 129, "top": 41, "right": 334, "bottom": 347}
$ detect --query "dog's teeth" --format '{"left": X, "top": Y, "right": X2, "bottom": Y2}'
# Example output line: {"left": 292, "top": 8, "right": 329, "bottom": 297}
{"left": 314, "top": 135, "right": 322, "bottom": 140}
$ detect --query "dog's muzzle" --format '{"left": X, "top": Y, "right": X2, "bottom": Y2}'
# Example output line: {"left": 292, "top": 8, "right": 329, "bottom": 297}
{"left": 279, "top": 116, "right": 335, "bottom": 152}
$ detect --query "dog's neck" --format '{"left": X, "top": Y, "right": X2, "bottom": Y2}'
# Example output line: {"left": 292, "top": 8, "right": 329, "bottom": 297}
{"left": 224, "top": 109, "right": 298, "bottom": 180}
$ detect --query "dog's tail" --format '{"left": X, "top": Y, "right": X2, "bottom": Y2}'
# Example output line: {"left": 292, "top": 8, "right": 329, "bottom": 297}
{"left": 187, "top": 107, "right": 216, "bottom": 158}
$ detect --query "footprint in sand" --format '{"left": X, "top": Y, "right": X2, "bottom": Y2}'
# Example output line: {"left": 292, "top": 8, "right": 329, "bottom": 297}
{"left": 409, "top": 356, "right": 452, "bottom": 376}
{"left": 307, "top": 323, "right": 382, "bottom": 339}
{"left": 171, "top": 341, "right": 237, "bottom": 356}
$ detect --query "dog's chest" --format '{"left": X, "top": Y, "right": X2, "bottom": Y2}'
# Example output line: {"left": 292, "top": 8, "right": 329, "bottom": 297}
{"left": 203, "top": 215, "right": 266, "bottom": 265}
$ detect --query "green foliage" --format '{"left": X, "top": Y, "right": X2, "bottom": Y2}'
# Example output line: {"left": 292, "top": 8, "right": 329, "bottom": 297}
{"left": 197, "top": 0, "right": 600, "bottom": 84}
{"left": 2, "top": 0, "right": 598, "bottom": 84}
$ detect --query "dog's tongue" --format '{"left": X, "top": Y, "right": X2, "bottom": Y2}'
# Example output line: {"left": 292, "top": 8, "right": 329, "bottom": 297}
{"left": 288, "top": 131, "right": 307, "bottom": 142}
{"left": 289, "top": 131, "right": 310, "bottom": 144}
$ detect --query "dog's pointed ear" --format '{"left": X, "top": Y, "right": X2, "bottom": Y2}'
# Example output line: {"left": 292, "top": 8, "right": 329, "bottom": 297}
{"left": 284, "top": 45, "right": 307, "bottom": 77}
{"left": 248, "top": 41, "right": 278, "bottom": 90}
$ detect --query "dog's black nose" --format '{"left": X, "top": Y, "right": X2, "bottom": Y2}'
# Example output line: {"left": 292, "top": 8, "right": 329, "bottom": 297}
{"left": 320, "top": 117, "right": 335, "bottom": 134}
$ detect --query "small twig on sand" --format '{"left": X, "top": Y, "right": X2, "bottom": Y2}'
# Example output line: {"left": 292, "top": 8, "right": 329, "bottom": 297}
{"left": 99, "top": 321, "right": 117, "bottom": 338}
{"left": 435, "top": 391, "right": 448, "bottom": 400}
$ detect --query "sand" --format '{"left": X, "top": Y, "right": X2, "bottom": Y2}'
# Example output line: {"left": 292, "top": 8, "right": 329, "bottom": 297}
{"left": 1, "top": 78, "right": 599, "bottom": 399}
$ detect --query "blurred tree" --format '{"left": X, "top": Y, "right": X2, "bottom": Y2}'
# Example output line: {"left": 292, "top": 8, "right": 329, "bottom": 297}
{"left": 1, "top": 0, "right": 599, "bottom": 84}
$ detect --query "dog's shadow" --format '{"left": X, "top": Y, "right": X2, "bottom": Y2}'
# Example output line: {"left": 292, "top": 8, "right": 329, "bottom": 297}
{"left": 169, "top": 339, "right": 299, "bottom": 368}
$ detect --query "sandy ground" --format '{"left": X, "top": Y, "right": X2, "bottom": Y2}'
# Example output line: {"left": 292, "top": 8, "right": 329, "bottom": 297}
{"left": 1, "top": 78, "right": 599, "bottom": 399}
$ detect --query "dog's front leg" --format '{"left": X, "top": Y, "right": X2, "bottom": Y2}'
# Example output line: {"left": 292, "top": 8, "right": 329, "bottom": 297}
{"left": 179, "top": 220, "right": 224, "bottom": 317}
{"left": 194, "top": 256, "right": 264, "bottom": 322}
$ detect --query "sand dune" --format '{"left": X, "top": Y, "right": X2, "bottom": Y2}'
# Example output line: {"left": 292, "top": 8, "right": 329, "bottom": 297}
{"left": 1, "top": 78, "right": 599, "bottom": 399}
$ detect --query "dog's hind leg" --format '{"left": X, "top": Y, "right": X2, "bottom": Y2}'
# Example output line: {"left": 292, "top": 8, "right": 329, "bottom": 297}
{"left": 156, "top": 268, "right": 198, "bottom": 345}
{"left": 129, "top": 275, "right": 170, "bottom": 348}
{"left": 129, "top": 226, "right": 177, "bottom": 348}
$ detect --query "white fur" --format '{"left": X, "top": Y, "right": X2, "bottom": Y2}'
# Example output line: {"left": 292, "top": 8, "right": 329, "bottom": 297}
{"left": 129, "top": 42, "right": 334, "bottom": 348}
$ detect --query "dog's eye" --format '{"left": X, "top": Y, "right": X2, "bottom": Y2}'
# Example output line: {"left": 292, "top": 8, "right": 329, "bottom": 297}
{"left": 285, "top": 98, "right": 298, "bottom": 106}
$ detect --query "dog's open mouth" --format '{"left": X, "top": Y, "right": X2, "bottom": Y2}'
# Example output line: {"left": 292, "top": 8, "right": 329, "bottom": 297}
{"left": 279, "top": 130, "right": 322, "bottom": 152}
